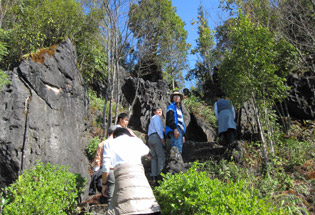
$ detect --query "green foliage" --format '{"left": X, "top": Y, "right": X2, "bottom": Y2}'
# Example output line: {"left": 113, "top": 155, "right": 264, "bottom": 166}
{"left": 88, "top": 90, "right": 105, "bottom": 113}
{"left": 219, "top": 13, "right": 295, "bottom": 107}
{"left": 0, "top": 71, "right": 9, "bottom": 89}
{"left": 129, "top": 0, "right": 189, "bottom": 88}
{"left": 0, "top": 188, "right": 9, "bottom": 212}
{"left": 277, "top": 138, "right": 315, "bottom": 172}
{"left": 183, "top": 95, "right": 217, "bottom": 128}
{"left": 154, "top": 162, "right": 285, "bottom": 215}
{"left": 75, "top": 7, "right": 107, "bottom": 88}
{"left": 85, "top": 136, "right": 101, "bottom": 161}
{"left": 0, "top": 29, "right": 10, "bottom": 88}
{"left": 88, "top": 90, "right": 125, "bottom": 129}
{"left": 2, "top": 0, "right": 84, "bottom": 68}
{"left": 187, "top": 5, "right": 216, "bottom": 88}
{"left": 1, "top": 162, "right": 86, "bottom": 215}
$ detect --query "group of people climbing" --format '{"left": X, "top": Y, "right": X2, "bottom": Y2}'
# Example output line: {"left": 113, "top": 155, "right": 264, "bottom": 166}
{"left": 89, "top": 89, "right": 237, "bottom": 215}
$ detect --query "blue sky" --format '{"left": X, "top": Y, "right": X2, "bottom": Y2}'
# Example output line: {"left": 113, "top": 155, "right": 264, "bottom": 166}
{"left": 171, "top": 0, "right": 231, "bottom": 89}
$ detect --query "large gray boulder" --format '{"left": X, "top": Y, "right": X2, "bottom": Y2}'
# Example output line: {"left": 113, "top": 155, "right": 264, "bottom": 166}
{"left": 0, "top": 39, "right": 90, "bottom": 194}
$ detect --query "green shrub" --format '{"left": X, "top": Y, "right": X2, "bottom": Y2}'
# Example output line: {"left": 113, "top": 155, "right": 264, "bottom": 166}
{"left": 2, "top": 162, "right": 86, "bottom": 215}
{"left": 85, "top": 136, "right": 101, "bottom": 161}
{"left": 277, "top": 139, "right": 315, "bottom": 171}
{"left": 88, "top": 90, "right": 105, "bottom": 112}
{"left": 183, "top": 95, "right": 217, "bottom": 128}
{"left": 154, "top": 163, "right": 287, "bottom": 215}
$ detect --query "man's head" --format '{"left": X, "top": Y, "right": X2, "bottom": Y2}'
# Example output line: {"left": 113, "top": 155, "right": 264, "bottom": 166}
{"left": 170, "top": 90, "right": 183, "bottom": 104}
{"left": 153, "top": 107, "right": 162, "bottom": 117}
{"left": 107, "top": 125, "right": 117, "bottom": 138}
{"left": 118, "top": 112, "right": 129, "bottom": 128}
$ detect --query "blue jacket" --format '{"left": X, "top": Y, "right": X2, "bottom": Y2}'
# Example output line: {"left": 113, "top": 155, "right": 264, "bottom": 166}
{"left": 165, "top": 102, "right": 186, "bottom": 136}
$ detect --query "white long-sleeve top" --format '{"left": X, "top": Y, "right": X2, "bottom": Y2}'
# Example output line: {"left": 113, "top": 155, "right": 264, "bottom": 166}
{"left": 147, "top": 114, "right": 164, "bottom": 140}
{"left": 102, "top": 134, "right": 149, "bottom": 173}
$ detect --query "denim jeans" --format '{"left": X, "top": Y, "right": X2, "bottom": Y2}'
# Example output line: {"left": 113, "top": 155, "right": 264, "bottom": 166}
{"left": 148, "top": 133, "right": 165, "bottom": 177}
{"left": 170, "top": 126, "right": 184, "bottom": 154}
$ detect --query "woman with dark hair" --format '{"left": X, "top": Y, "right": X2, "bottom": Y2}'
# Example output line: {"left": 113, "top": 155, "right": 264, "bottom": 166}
{"left": 101, "top": 127, "right": 161, "bottom": 215}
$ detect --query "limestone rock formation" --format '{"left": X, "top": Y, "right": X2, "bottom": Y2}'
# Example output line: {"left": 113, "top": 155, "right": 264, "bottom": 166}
{"left": 0, "top": 39, "right": 90, "bottom": 193}
{"left": 236, "top": 100, "right": 260, "bottom": 141}
{"left": 121, "top": 77, "right": 191, "bottom": 133}
{"left": 186, "top": 113, "right": 217, "bottom": 142}
{"left": 287, "top": 71, "right": 315, "bottom": 119}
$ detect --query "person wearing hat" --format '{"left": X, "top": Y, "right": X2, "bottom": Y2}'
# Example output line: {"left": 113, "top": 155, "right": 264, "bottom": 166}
{"left": 165, "top": 90, "right": 186, "bottom": 154}
{"left": 148, "top": 107, "right": 165, "bottom": 182}
{"left": 214, "top": 93, "right": 236, "bottom": 147}
{"left": 88, "top": 125, "right": 117, "bottom": 204}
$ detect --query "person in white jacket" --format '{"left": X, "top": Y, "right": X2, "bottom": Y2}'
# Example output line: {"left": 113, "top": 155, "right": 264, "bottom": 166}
{"left": 101, "top": 127, "right": 161, "bottom": 215}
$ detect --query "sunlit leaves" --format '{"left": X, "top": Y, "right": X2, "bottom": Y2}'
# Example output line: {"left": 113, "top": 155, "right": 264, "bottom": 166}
{"left": 218, "top": 13, "right": 295, "bottom": 107}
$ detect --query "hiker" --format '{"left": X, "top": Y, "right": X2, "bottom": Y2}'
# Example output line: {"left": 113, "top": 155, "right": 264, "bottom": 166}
{"left": 165, "top": 90, "right": 186, "bottom": 154}
{"left": 148, "top": 107, "right": 165, "bottom": 182}
{"left": 117, "top": 112, "right": 135, "bottom": 136}
{"left": 102, "top": 127, "right": 161, "bottom": 215}
{"left": 214, "top": 93, "right": 237, "bottom": 147}
{"left": 88, "top": 125, "right": 117, "bottom": 204}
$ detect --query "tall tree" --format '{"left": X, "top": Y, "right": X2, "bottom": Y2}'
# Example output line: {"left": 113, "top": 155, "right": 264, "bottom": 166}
{"left": 218, "top": 13, "right": 296, "bottom": 172}
{"left": 220, "top": 0, "right": 315, "bottom": 72}
{"left": 277, "top": 0, "right": 315, "bottom": 72}
{"left": 186, "top": 5, "right": 216, "bottom": 91}
{"left": 129, "top": 0, "right": 189, "bottom": 89}
{"left": 96, "top": 0, "right": 135, "bottom": 136}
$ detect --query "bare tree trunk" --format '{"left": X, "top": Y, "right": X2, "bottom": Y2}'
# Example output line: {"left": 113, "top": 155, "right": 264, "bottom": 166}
{"left": 108, "top": 49, "right": 115, "bottom": 128}
{"left": 114, "top": 33, "right": 120, "bottom": 124}
{"left": 102, "top": 26, "right": 112, "bottom": 137}
{"left": 252, "top": 96, "right": 270, "bottom": 174}
{"left": 264, "top": 107, "right": 275, "bottom": 157}
{"left": 128, "top": 74, "right": 140, "bottom": 119}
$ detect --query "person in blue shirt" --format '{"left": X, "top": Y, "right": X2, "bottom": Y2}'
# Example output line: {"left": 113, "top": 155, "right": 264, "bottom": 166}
{"left": 214, "top": 93, "right": 237, "bottom": 147}
{"left": 147, "top": 107, "right": 165, "bottom": 181}
{"left": 165, "top": 90, "right": 186, "bottom": 154}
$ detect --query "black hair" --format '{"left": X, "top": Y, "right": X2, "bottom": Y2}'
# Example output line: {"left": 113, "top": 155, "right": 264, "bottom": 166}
{"left": 216, "top": 92, "right": 225, "bottom": 98}
{"left": 152, "top": 106, "right": 162, "bottom": 114}
{"left": 107, "top": 125, "right": 117, "bottom": 136}
{"left": 113, "top": 127, "right": 133, "bottom": 138}
{"left": 118, "top": 113, "right": 128, "bottom": 121}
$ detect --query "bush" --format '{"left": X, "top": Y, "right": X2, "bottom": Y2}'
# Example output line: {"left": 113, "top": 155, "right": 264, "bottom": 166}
{"left": 183, "top": 95, "right": 217, "bottom": 128}
{"left": 2, "top": 162, "right": 86, "bottom": 215}
{"left": 85, "top": 136, "right": 101, "bottom": 161}
{"left": 154, "top": 163, "right": 287, "bottom": 215}
{"left": 278, "top": 138, "right": 315, "bottom": 171}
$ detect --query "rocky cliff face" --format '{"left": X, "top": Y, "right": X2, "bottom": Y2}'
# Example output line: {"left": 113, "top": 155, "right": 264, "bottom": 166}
{"left": 287, "top": 71, "right": 315, "bottom": 119}
{"left": 0, "top": 39, "right": 90, "bottom": 190}
{"left": 121, "top": 77, "right": 192, "bottom": 133}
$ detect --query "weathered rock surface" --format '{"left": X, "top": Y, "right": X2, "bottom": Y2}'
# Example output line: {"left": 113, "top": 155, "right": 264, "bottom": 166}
{"left": 0, "top": 39, "right": 90, "bottom": 196}
{"left": 287, "top": 71, "right": 315, "bottom": 119}
{"left": 186, "top": 113, "right": 217, "bottom": 142}
{"left": 182, "top": 140, "right": 245, "bottom": 163}
{"left": 236, "top": 100, "right": 260, "bottom": 141}
{"left": 121, "top": 77, "right": 191, "bottom": 133}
